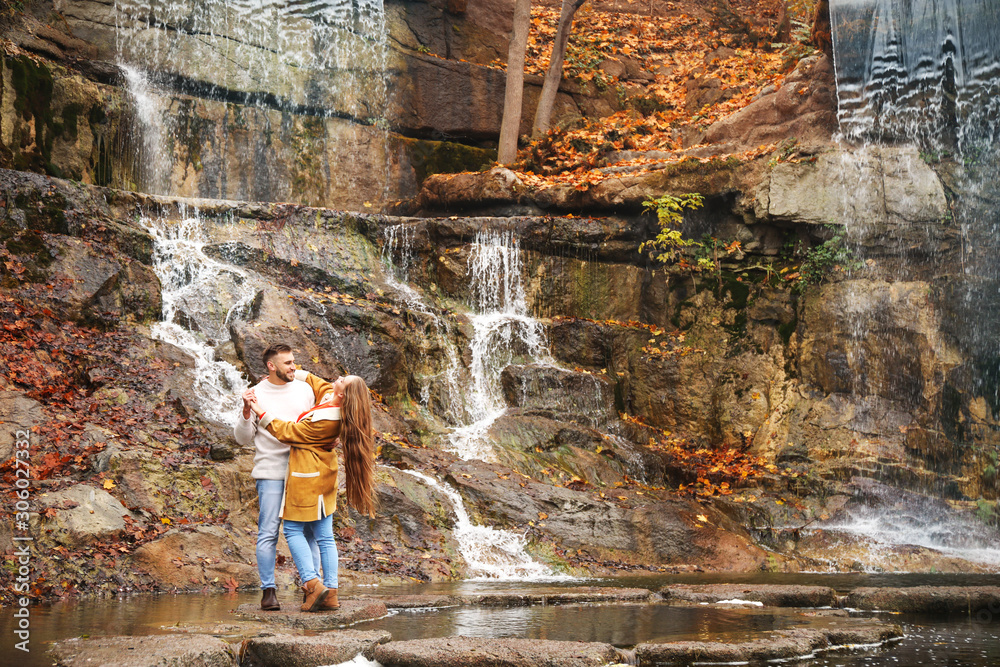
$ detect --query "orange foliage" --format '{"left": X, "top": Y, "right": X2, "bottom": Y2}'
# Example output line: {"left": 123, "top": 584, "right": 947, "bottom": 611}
{"left": 483, "top": 5, "right": 795, "bottom": 190}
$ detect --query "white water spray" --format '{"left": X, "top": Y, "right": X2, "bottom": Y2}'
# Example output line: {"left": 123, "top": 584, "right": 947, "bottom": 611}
{"left": 120, "top": 64, "right": 172, "bottom": 195}
{"left": 145, "top": 211, "right": 254, "bottom": 425}
{"left": 448, "top": 230, "right": 550, "bottom": 461}
{"left": 401, "top": 469, "right": 565, "bottom": 581}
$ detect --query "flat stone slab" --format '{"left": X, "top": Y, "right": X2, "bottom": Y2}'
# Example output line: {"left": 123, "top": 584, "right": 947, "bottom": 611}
{"left": 241, "top": 630, "right": 392, "bottom": 667}
{"left": 661, "top": 584, "right": 837, "bottom": 607}
{"left": 635, "top": 623, "right": 902, "bottom": 665}
{"left": 373, "top": 636, "right": 622, "bottom": 667}
{"left": 845, "top": 586, "right": 1000, "bottom": 614}
{"left": 369, "top": 594, "right": 461, "bottom": 609}
{"left": 461, "top": 587, "right": 654, "bottom": 606}
{"left": 234, "top": 599, "right": 388, "bottom": 630}
{"left": 361, "top": 587, "right": 653, "bottom": 610}
{"left": 50, "top": 634, "right": 237, "bottom": 667}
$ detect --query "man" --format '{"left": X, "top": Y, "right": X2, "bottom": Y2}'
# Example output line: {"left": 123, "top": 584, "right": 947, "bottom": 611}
{"left": 234, "top": 343, "right": 330, "bottom": 610}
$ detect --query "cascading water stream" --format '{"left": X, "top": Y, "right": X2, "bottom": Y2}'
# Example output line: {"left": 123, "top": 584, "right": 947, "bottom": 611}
{"left": 380, "top": 226, "right": 569, "bottom": 580}
{"left": 145, "top": 210, "right": 255, "bottom": 426}
{"left": 448, "top": 230, "right": 550, "bottom": 461}
{"left": 400, "top": 469, "right": 562, "bottom": 580}
{"left": 380, "top": 226, "right": 552, "bottom": 460}
{"left": 814, "top": 0, "right": 1000, "bottom": 565}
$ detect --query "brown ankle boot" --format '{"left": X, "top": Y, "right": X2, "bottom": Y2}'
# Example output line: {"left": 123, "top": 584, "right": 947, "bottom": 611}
{"left": 300, "top": 578, "right": 329, "bottom": 612}
{"left": 260, "top": 587, "right": 280, "bottom": 611}
{"left": 318, "top": 588, "right": 340, "bottom": 610}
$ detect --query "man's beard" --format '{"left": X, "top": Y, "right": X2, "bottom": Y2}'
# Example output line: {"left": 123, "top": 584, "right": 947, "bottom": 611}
{"left": 274, "top": 367, "right": 295, "bottom": 383}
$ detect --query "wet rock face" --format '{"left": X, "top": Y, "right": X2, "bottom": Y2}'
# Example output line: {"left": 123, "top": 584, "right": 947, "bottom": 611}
{"left": 447, "top": 459, "right": 768, "bottom": 570}
{"left": 501, "top": 363, "right": 619, "bottom": 427}
{"left": 635, "top": 623, "right": 903, "bottom": 667}
{"left": 0, "top": 54, "right": 124, "bottom": 185}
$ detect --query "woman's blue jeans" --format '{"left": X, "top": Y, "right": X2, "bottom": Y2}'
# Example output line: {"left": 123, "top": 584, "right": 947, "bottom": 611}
{"left": 284, "top": 513, "right": 338, "bottom": 588}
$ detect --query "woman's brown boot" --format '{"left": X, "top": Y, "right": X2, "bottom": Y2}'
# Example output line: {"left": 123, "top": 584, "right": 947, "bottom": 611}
{"left": 300, "top": 578, "right": 329, "bottom": 612}
{"left": 319, "top": 588, "right": 340, "bottom": 610}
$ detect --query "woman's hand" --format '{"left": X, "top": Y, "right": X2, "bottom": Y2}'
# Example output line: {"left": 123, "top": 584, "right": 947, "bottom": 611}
{"left": 249, "top": 399, "right": 265, "bottom": 418}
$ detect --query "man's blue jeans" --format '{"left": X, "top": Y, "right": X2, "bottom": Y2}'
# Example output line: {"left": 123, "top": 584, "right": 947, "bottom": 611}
{"left": 256, "top": 479, "right": 330, "bottom": 589}
{"left": 284, "top": 514, "right": 338, "bottom": 588}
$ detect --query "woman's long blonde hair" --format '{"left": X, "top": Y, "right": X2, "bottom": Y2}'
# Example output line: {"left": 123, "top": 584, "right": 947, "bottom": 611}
{"left": 340, "top": 375, "right": 377, "bottom": 518}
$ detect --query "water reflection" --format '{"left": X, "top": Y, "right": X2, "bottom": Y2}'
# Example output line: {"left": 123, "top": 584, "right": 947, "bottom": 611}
{"left": 354, "top": 603, "right": 815, "bottom": 646}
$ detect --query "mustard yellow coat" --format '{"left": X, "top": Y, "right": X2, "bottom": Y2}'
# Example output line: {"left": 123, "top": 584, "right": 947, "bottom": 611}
{"left": 259, "top": 371, "right": 341, "bottom": 522}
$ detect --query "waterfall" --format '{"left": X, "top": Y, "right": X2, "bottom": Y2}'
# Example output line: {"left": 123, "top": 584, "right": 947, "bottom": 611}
{"left": 145, "top": 210, "right": 255, "bottom": 426}
{"left": 120, "top": 64, "right": 172, "bottom": 195}
{"left": 449, "top": 230, "right": 550, "bottom": 461}
{"left": 380, "top": 226, "right": 551, "bottom": 460}
{"left": 401, "top": 469, "right": 565, "bottom": 581}
{"left": 825, "top": 0, "right": 1000, "bottom": 565}
{"left": 380, "top": 226, "right": 571, "bottom": 580}
{"left": 831, "top": 0, "right": 1000, "bottom": 148}
{"left": 112, "top": 0, "right": 391, "bottom": 204}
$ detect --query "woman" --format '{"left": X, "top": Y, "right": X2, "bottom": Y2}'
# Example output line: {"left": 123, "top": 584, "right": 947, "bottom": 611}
{"left": 250, "top": 370, "right": 377, "bottom": 612}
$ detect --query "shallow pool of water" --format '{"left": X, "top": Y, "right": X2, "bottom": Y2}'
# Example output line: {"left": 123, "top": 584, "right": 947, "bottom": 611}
{"left": 3, "top": 574, "right": 999, "bottom": 667}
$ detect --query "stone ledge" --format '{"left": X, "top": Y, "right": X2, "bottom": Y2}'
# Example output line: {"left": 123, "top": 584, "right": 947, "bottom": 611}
{"left": 635, "top": 623, "right": 902, "bottom": 666}
{"left": 373, "top": 636, "right": 622, "bottom": 667}
{"left": 844, "top": 586, "right": 1000, "bottom": 613}
{"left": 50, "top": 634, "right": 237, "bottom": 667}
{"left": 359, "top": 587, "right": 655, "bottom": 610}
{"left": 234, "top": 599, "right": 388, "bottom": 630}
{"left": 241, "top": 630, "right": 392, "bottom": 667}
{"left": 661, "top": 583, "right": 837, "bottom": 607}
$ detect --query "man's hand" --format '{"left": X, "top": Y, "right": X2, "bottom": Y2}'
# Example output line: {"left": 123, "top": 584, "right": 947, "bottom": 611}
{"left": 241, "top": 388, "right": 257, "bottom": 420}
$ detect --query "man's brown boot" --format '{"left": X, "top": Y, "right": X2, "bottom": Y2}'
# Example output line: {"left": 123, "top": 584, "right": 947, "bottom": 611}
{"left": 300, "top": 578, "right": 329, "bottom": 612}
{"left": 260, "top": 587, "right": 280, "bottom": 611}
{"left": 318, "top": 588, "right": 340, "bottom": 610}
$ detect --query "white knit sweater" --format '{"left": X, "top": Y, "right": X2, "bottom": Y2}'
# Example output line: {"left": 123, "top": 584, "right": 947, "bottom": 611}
{"left": 234, "top": 374, "right": 316, "bottom": 480}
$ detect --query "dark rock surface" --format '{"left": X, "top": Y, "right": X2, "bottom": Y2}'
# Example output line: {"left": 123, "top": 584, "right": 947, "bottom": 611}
{"left": 845, "top": 586, "right": 1000, "bottom": 614}
{"left": 373, "top": 636, "right": 623, "bottom": 667}
{"left": 661, "top": 583, "right": 838, "bottom": 607}
{"left": 500, "top": 363, "right": 618, "bottom": 427}
{"left": 50, "top": 634, "right": 237, "bottom": 667}
{"left": 447, "top": 459, "right": 769, "bottom": 571}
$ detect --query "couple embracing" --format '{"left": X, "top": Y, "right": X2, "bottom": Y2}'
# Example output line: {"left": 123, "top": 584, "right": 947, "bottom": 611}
{"left": 234, "top": 344, "right": 377, "bottom": 612}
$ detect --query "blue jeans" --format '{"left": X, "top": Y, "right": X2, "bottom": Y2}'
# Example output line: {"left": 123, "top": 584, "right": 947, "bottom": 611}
{"left": 284, "top": 514, "right": 338, "bottom": 588}
{"left": 255, "top": 479, "right": 326, "bottom": 589}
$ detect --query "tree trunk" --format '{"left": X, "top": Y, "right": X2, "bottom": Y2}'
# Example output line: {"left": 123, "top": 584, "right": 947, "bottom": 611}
{"left": 531, "top": 0, "right": 586, "bottom": 139}
{"left": 498, "top": 0, "right": 532, "bottom": 164}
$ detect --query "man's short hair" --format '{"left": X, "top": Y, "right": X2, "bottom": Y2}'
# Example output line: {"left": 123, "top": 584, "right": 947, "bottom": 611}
{"left": 263, "top": 343, "right": 293, "bottom": 368}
